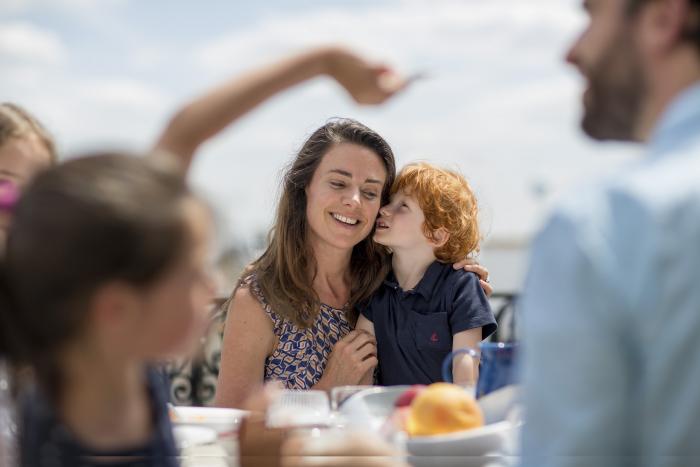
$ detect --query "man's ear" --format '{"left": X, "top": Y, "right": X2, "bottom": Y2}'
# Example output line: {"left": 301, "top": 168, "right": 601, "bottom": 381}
{"left": 430, "top": 227, "right": 450, "bottom": 248}
{"left": 638, "top": 0, "right": 692, "bottom": 54}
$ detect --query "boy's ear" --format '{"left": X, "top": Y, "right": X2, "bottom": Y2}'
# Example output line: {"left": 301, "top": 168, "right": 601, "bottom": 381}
{"left": 430, "top": 227, "right": 450, "bottom": 248}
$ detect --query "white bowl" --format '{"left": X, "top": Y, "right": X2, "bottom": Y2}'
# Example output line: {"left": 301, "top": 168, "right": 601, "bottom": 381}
{"left": 170, "top": 406, "right": 248, "bottom": 434}
{"left": 339, "top": 385, "right": 410, "bottom": 431}
{"left": 172, "top": 425, "right": 218, "bottom": 450}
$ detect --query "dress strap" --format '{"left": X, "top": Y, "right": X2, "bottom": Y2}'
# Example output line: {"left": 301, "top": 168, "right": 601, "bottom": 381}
{"left": 238, "top": 273, "right": 284, "bottom": 332}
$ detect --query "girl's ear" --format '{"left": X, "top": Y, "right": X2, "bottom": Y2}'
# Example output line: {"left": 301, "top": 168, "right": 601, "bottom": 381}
{"left": 91, "top": 281, "right": 141, "bottom": 334}
{"left": 430, "top": 227, "right": 450, "bottom": 248}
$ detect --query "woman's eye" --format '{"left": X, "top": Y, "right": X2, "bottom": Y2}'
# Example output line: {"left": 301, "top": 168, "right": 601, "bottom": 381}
{"left": 330, "top": 181, "right": 345, "bottom": 188}
{"left": 363, "top": 191, "right": 378, "bottom": 199}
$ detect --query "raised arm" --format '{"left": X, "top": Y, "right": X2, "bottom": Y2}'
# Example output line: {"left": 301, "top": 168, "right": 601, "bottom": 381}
{"left": 154, "top": 46, "right": 405, "bottom": 170}
{"left": 215, "top": 287, "right": 275, "bottom": 409}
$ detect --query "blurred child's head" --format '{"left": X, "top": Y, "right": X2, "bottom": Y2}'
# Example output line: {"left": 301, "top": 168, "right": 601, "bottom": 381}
{"left": 374, "top": 162, "right": 480, "bottom": 263}
{"left": 0, "top": 153, "right": 215, "bottom": 392}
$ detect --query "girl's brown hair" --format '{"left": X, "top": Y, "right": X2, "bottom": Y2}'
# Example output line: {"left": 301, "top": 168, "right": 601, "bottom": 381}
{"left": 0, "top": 153, "right": 196, "bottom": 396}
{"left": 0, "top": 103, "right": 57, "bottom": 163}
{"left": 245, "top": 118, "right": 395, "bottom": 328}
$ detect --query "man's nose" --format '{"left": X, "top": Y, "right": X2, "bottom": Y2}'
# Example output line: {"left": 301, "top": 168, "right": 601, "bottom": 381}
{"left": 564, "top": 32, "right": 584, "bottom": 67}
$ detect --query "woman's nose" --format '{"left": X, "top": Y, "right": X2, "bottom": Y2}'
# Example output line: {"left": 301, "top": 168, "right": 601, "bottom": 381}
{"left": 342, "top": 189, "right": 361, "bottom": 207}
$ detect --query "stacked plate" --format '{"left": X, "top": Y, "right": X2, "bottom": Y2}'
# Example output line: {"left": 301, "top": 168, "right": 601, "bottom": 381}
{"left": 170, "top": 405, "right": 249, "bottom": 450}
{"left": 340, "top": 385, "right": 521, "bottom": 467}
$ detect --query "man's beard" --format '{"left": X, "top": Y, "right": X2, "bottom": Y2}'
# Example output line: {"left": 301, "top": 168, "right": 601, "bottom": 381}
{"left": 581, "top": 31, "right": 647, "bottom": 142}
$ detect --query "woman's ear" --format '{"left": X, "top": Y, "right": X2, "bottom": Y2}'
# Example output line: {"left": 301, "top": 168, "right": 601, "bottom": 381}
{"left": 430, "top": 227, "right": 450, "bottom": 248}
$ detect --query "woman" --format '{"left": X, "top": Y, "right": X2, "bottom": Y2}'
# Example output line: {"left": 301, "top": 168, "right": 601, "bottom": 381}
{"left": 215, "top": 119, "right": 492, "bottom": 408}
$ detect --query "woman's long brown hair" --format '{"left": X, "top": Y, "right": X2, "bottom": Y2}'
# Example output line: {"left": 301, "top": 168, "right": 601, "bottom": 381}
{"left": 245, "top": 119, "right": 395, "bottom": 328}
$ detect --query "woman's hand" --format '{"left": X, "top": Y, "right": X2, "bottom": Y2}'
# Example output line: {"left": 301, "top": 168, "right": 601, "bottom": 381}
{"left": 317, "top": 330, "right": 377, "bottom": 390}
{"left": 453, "top": 258, "right": 493, "bottom": 297}
{"left": 323, "top": 47, "right": 407, "bottom": 105}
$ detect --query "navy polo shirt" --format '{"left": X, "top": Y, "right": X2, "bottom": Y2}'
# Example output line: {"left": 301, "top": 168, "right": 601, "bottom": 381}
{"left": 361, "top": 260, "right": 497, "bottom": 385}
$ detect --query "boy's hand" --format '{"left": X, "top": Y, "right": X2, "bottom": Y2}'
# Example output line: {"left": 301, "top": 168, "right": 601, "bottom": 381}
{"left": 453, "top": 259, "right": 493, "bottom": 297}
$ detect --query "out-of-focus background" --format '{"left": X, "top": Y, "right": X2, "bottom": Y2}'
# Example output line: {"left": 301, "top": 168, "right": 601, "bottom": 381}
{"left": 0, "top": 0, "right": 640, "bottom": 294}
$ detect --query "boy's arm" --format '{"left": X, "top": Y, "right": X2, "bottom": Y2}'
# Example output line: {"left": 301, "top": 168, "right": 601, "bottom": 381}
{"left": 154, "top": 46, "right": 404, "bottom": 171}
{"left": 451, "top": 328, "right": 482, "bottom": 387}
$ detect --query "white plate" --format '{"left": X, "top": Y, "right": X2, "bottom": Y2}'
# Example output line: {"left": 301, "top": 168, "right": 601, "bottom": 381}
{"left": 406, "top": 420, "right": 516, "bottom": 457}
{"left": 170, "top": 406, "right": 248, "bottom": 434}
{"left": 173, "top": 425, "right": 218, "bottom": 450}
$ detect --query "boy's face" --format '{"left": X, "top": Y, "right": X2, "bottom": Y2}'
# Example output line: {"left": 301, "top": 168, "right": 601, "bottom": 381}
{"left": 374, "top": 190, "right": 435, "bottom": 253}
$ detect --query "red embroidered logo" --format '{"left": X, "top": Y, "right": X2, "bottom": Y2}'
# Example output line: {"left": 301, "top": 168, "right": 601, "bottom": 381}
{"left": 430, "top": 332, "right": 439, "bottom": 343}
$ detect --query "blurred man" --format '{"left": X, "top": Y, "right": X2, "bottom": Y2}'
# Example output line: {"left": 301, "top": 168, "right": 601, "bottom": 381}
{"left": 521, "top": 1, "right": 700, "bottom": 466}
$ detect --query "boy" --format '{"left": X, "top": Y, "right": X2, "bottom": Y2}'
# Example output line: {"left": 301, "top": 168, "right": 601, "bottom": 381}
{"left": 356, "top": 162, "right": 497, "bottom": 386}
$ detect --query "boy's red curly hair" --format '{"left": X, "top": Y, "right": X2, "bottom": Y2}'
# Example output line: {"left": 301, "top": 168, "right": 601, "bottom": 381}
{"left": 391, "top": 162, "right": 480, "bottom": 263}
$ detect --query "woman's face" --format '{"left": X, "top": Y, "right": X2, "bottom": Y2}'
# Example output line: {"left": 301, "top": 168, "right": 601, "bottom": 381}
{"left": 305, "top": 143, "right": 387, "bottom": 253}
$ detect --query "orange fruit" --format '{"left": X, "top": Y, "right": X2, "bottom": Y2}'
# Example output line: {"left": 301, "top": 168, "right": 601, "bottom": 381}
{"left": 406, "top": 383, "right": 483, "bottom": 436}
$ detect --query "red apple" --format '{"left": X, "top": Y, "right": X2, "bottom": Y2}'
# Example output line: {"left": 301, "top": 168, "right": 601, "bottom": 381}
{"left": 394, "top": 385, "right": 426, "bottom": 408}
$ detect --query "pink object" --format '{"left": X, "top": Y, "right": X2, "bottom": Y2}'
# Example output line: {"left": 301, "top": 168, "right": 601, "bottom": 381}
{"left": 394, "top": 385, "right": 427, "bottom": 408}
{"left": 0, "top": 181, "right": 20, "bottom": 211}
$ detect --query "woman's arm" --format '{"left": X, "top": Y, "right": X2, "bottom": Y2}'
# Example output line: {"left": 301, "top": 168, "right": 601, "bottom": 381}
{"left": 451, "top": 328, "right": 483, "bottom": 387}
{"left": 215, "top": 287, "right": 275, "bottom": 409}
{"left": 155, "top": 46, "right": 404, "bottom": 170}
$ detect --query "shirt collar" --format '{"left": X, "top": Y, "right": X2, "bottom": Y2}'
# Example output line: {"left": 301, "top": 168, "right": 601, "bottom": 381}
{"left": 649, "top": 82, "right": 700, "bottom": 158}
{"left": 384, "top": 260, "right": 444, "bottom": 299}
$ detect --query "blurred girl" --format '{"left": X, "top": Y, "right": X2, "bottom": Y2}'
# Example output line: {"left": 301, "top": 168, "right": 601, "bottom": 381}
{"left": 1, "top": 154, "right": 215, "bottom": 466}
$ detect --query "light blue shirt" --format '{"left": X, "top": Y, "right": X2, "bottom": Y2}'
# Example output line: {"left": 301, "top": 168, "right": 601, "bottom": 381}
{"left": 520, "top": 83, "right": 700, "bottom": 467}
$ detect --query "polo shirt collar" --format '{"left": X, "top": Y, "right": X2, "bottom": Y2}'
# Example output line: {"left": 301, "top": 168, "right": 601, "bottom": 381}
{"left": 384, "top": 260, "right": 443, "bottom": 299}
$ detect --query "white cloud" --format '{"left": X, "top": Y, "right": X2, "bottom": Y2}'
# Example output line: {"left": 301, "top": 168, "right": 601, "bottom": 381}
{"left": 195, "top": 0, "right": 582, "bottom": 76}
{"left": 0, "top": 0, "right": 126, "bottom": 13}
{"left": 0, "top": 22, "right": 66, "bottom": 64}
{"left": 79, "top": 79, "right": 169, "bottom": 113}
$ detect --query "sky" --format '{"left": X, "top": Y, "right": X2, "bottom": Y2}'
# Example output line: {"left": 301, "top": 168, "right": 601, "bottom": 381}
{"left": 0, "top": 0, "right": 642, "bottom": 254}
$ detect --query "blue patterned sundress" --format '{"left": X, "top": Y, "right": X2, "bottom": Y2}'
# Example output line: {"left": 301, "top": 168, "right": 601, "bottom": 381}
{"left": 239, "top": 274, "right": 353, "bottom": 390}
